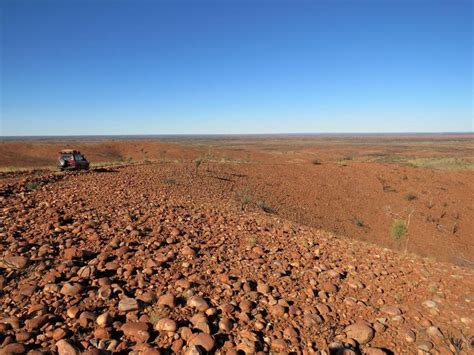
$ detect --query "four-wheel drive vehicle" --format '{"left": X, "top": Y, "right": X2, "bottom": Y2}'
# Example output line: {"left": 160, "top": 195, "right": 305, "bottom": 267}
{"left": 57, "top": 150, "right": 90, "bottom": 171}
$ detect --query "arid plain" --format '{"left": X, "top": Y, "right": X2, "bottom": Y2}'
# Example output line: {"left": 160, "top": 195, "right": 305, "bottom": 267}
{"left": 0, "top": 135, "right": 473, "bottom": 354}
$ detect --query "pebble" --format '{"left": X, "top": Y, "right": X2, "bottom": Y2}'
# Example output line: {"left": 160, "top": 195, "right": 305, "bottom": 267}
{"left": 344, "top": 323, "right": 375, "bottom": 344}
{"left": 381, "top": 305, "right": 402, "bottom": 316}
{"left": 0, "top": 256, "right": 29, "bottom": 269}
{"left": 157, "top": 293, "right": 175, "bottom": 308}
{"left": 0, "top": 343, "right": 27, "bottom": 355}
{"left": 56, "top": 339, "right": 80, "bottom": 355}
{"left": 219, "top": 317, "right": 233, "bottom": 332}
{"left": 416, "top": 340, "right": 433, "bottom": 352}
{"left": 155, "top": 318, "right": 177, "bottom": 332}
{"left": 121, "top": 322, "right": 150, "bottom": 343}
{"left": 187, "top": 295, "right": 210, "bottom": 311}
{"left": 188, "top": 333, "right": 215, "bottom": 351}
{"left": 422, "top": 300, "right": 437, "bottom": 309}
{"left": 426, "top": 326, "right": 443, "bottom": 338}
{"left": 119, "top": 297, "right": 139, "bottom": 312}
{"left": 60, "top": 282, "right": 83, "bottom": 296}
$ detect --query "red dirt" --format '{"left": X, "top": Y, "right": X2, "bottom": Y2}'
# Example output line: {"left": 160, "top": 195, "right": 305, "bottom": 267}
{"left": 0, "top": 161, "right": 472, "bottom": 354}
{"left": 1, "top": 135, "right": 472, "bottom": 264}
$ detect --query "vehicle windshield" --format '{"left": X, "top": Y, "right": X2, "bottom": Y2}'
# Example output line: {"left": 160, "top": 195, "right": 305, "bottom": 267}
{"left": 74, "top": 154, "right": 84, "bottom": 161}
{"left": 61, "top": 154, "right": 73, "bottom": 160}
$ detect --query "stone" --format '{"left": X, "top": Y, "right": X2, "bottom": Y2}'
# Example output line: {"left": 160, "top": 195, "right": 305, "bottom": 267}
{"left": 321, "top": 282, "right": 338, "bottom": 293}
{"left": 0, "top": 256, "right": 28, "bottom": 269}
{"left": 52, "top": 328, "right": 67, "bottom": 340}
{"left": 187, "top": 296, "right": 209, "bottom": 311}
{"left": 270, "top": 304, "right": 286, "bottom": 316}
{"left": 416, "top": 340, "right": 433, "bottom": 352}
{"left": 219, "top": 317, "right": 233, "bottom": 332}
{"left": 155, "top": 318, "right": 177, "bottom": 332}
{"left": 157, "top": 293, "right": 175, "bottom": 308}
{"left": 404, "top": 329, "right": 416, "bottom": 343}
{"left": 365, "top": 348, "right": 388, "bottom": 355}
{"left": 0, "top": 343, "right": 27, "bottom": 355}
{"left": 381, "top": 305, "right": 402, "bottom": 316}
{"left": 119, "top": 297, "right": 139, "bottom": 312}
{"left": 60, "top": 283, "right": 83, "bottom": 296}
{"left": 121, "top": 322, "right": 150, "bottom": 343}
{"left": 422, "top": 300, "right": 437, "bottom": 309}
{"left": 96, "top": 312, "right": 112, "bottom": 327}
{"left": 426, "top": 326, "right": 443, "bottom": 338}
{"left": 56, "top": 339, "right": 80, "bottom": 355}
{"left": 345, "top": 323, "right": 375, "bottom": 345}
{"left": 25, "top": 314, "right": 49, "bottom": 330}
{"left": 188, "top": 333, "right": 215, "bottom": 352}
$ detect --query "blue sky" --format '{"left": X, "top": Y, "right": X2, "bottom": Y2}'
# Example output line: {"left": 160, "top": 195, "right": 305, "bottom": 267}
{"left": 1, "top": 0, "right": 472, "bottom": 136}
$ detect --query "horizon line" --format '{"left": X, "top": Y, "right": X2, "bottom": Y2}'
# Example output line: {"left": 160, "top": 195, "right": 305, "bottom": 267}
{"left": 1, "top": 131, "right": 473, "bottom": 139}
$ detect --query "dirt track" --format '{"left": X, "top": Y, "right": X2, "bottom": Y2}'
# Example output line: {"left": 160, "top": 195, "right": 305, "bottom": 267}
{"left": 0, "top": 163, "right": 473, "bottom": 354}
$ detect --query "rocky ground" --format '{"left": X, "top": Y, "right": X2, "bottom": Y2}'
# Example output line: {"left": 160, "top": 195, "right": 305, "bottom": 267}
{"left": 0, "top": 164, "right": 473, "bottom": 354}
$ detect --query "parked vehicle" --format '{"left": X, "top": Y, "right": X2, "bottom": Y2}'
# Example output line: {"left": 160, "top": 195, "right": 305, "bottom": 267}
{"left": 57, "top": 150, "right": 90, "bottom": 171}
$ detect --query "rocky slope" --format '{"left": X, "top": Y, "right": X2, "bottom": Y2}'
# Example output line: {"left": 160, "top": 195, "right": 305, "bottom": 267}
{"left": 0, "top": 164, "right": 472, "bottom": 354}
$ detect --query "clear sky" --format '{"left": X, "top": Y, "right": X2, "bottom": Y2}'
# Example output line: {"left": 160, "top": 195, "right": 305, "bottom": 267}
{"left": 1, "top": 0, "right": 472, "bottom": 136}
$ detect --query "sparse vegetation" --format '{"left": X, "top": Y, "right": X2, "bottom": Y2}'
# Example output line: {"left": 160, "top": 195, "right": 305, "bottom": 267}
{"left": 404, "top": 192, "right": 417, "bottom": 201}
{"left": 236, "top": 187, "right": 252, "bottom": 210}
{"left": 257, "top": 200, "right": 275, "bottom": 214}
{"left": 26, "top": 182, "right": 39, "bottom": 190}
{"left": 341, "top": 155, "right": 353, "bottom": 161}
{"left": 159, "top": 150, "right": 167, "bottom": 161}
{"left": 246, "top": 235, "right": 257, "bottom": 248}
{"left": 352, "top": 217, "right": 364, "bottom": 227}
{"left": 312, "top": 159, "right": 322, "bottom": 165}
{"left": 375, "top": 156, "right": 474, "bottom": 171}
{"left": 193, "top": 156, "right": 204, "bottom": 176}
{"left": 148, "top": 306, "right": 169, "bottom": 326}
{"left": 164, "top": 177, "right": 177, "bottom": 185}
{"left": 391, "top": 219, "right": 407, "bottom": 243}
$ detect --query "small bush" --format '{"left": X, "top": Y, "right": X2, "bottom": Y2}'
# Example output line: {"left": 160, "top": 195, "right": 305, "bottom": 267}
{"left": 246, "top": 236, "right": 257, "bottom": 248}
{"left": 312, "top": 159, "right": 322, "bottom": 165}
{"left": 391, "top": 219, "right": 407, "bottom": 241}
{"left": 236, "top": 188, "right": 252, "bottom": 210}
{"left": 164, "top": 177, "right": 176, "bottom": 185}
{"left": 193, "top": 157, "right": 205, "bottom": 176}
{"left": 352, "top": 218, "right": 364, "bottom": 227}
{"left": 404, "top": 192, "right": 417, "bottom": 201}
{"left": 26, "top": 182, "right": 39, "bottom": 190}
{"left": 257, "top": 200, "right": 275, "bottom": 214}
{"left": 148, "top": 306, "right": 169, "bottom": 326}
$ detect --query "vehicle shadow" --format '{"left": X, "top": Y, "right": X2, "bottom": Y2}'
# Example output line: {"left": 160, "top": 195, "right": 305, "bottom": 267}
{"left": 92, "top": 167, "right": 119, "bottom": 173}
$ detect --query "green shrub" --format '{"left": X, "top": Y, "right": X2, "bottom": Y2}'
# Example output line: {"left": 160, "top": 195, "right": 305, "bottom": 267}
{"left": 26, "top": 182, "right": 39, "bottom": 190}
{"left": 391, "top": 219, "right": 407, "bottom": 241}
{"left": 236, "top": 188, "right": 252, "bottom": 210}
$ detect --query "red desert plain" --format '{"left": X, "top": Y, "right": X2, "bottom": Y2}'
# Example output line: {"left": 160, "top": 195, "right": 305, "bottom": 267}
{"left": 0, "top": 134, "right": 473, "bottom": 354}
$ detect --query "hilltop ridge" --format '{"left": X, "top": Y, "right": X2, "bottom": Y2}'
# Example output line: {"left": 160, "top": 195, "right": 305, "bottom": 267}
{"left": 0, "top": 164, "right": 472, "bottom": 354}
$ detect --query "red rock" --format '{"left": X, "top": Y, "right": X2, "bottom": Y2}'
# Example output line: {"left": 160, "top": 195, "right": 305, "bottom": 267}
{"left": 121, "top": 322, "right": 150, "bottom": 343}
{"left": 56, "top": 339, "right": 80, "bottom": 355}
{"left": 188, "top": 333, "right": 215, "bottom": 352}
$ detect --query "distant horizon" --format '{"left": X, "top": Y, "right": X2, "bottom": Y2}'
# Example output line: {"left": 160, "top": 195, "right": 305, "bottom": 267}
{"left": 1, "top": 131, "right": 473, "bottom": 141}
{"left": 2, "top": 0, "right": 472, "bottom": 135}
